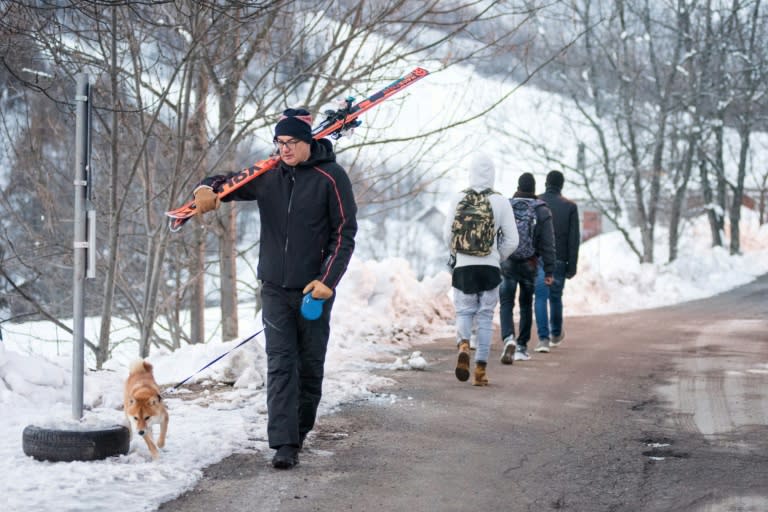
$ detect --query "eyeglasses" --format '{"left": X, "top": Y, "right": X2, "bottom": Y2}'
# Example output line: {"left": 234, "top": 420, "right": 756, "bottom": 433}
{"left": 273, "top": 138, "right": 301, "bottom": 151}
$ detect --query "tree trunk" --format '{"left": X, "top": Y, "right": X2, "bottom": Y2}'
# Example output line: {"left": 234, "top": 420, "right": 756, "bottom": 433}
{"left": 97, "top": 7, "right": 121, "bottom": 368}
{"left": 219, "top": 203, "right": 238, "bottom": 340}
{"left": 212, "top": 40, "right": 245, "bottom": 341}
{"left": 668, "top": 135, "right": 696, "bottom": 263}
{"left": 713, "top": 122, "right": 727, "bottom": 244}
{"left": 729, "top": 125, "right": 750, "bottom": 255}
{"left": 189, "top": 225, "right": 206, "bottom": 344}
{"left": 699, "top": 149, "right": 721, "bottom": 247}
{"left": 189, "top": 48, "right": 210, "bottom": 344}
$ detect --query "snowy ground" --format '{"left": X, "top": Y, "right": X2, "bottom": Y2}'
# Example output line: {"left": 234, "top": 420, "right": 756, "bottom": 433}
{"left": 1, "top": 210, "right": 767, "bottom": 512}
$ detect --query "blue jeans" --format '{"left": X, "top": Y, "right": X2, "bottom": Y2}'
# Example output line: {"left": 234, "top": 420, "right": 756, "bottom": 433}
{"left": 499, "top": 259, "right": 536, "bottom": 348}
{"left": 534, "top": 260, "right": 567, "bottom": 340}
{"left": 453, "top": 287, "right": 499, "bottom": 363}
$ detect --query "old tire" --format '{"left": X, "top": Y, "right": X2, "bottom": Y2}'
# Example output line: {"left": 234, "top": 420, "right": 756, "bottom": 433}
{"left": 22, "top": 424, "right": 130, "bottom": 462}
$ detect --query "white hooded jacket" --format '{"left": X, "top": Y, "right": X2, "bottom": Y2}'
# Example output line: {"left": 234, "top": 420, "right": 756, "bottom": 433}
{"left": 443, "top": 154, "right": 518, "bottom": 269}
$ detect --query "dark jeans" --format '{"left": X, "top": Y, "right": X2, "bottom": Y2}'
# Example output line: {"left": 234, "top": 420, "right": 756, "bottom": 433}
{"left": 499, "top": 258, "right": 537, "bottom": 348}
{"left": 535, "top": 259, "right": 567, "bottom": 339}
{"left": 261, "top": 282, "right": 334, "bottom": 449}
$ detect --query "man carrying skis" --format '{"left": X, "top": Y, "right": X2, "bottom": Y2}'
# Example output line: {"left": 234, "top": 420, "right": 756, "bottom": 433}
{"left": 193, "top": 108, "right": 357, "bottom": 470}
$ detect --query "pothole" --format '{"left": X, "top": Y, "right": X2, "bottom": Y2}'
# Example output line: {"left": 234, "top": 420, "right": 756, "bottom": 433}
{"left": 631, "top": 399, "right": 658, "bottom": 411}
{"left": 315, "top": 430, "right": 350, "bottom": 441}
{"left": 641, "top": 436, "right": 673, "bottom": 446}
{"left": 640, "top": 436, "right": 688, "bottom": 460}
{"left": 642, "top": 447, "right": 690, "bottom": 460}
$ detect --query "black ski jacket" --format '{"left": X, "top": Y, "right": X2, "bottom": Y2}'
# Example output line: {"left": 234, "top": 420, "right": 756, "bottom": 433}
{"left": 204, "top": 139, "right": 357, "bottom": 290}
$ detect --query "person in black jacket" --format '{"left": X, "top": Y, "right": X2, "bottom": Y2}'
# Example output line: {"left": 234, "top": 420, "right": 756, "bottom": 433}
{"left": 193, "top": 108, "right": 357, "bottom": 470}
{"left": 534, "top": 170, "right": 579, "bottom": 348}
{"left": 498, "top": 173, "right": 555, "bottom": 364}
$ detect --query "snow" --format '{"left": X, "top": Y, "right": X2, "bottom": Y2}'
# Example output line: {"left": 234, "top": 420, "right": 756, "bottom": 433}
{"left": 1, "top": 208, "right": 767, "bottom": 511}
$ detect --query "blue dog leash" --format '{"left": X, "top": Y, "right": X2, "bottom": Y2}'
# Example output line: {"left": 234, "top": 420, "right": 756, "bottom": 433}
{"left": 167, "top": 327, "right": 264, "bottom": 392}
{"left": 166, "top": 297, "right": 323, "bottom": 393}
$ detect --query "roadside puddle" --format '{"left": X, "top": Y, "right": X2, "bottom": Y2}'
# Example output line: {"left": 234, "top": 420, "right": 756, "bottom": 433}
{"left": 656, "top": 319, "right": 768, "bottom": 438}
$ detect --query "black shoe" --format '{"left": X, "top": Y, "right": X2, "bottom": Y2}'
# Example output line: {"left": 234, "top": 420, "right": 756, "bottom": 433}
{"left": 299, "top": 433, "right": 307, "bottom": 451}
{"left": 272, "top": 445, "right": 299, "bottom": 469}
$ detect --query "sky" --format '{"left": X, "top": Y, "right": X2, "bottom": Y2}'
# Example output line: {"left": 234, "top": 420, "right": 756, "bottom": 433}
{"left": 1, "top": 206, "right": 767, "bottom": 512}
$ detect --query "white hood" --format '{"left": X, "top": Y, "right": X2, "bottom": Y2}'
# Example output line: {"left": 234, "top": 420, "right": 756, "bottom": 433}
{"left": 467, "top": 154, "right": 495, "bottom": 191}
{"left": 443, "top": 153, "right": 519, "bottom": 267}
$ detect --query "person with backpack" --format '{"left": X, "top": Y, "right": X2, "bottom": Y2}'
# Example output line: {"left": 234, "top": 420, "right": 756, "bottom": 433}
{"left": 534, "top": 170, "right": 580, "bottom": 349}
{"left": 499, "top": 172, "right": 555, "bottom": 363}
{"left": 444, "top": 153, "right": 518, "bottom": 386}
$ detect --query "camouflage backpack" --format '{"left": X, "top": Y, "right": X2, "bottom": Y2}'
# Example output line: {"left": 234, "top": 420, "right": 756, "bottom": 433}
{"left": 450, "top": 188, "right": 497, "bottom": 256}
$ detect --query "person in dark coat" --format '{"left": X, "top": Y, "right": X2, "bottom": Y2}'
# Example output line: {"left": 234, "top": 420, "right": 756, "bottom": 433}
{"left": 534, "top": 170, "right": 579, "bottom": 348}
{"left": 193, "top": 108, "right": 358, "bottom": 470}
{"left": 498, "top": 172, "right": 555, "bottom": 364}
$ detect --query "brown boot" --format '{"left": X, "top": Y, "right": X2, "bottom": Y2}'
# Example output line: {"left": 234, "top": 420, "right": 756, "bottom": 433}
{"left": 455, "top": 340, "right": 470, "bottom": 382}
{"left": 472, "top": 361, "right": 489, "bottom": 386}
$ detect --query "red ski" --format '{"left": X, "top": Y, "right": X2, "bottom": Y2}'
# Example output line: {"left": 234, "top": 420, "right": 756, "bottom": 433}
{"left": 166, "top": 67, "right": 429, "bottom": 231}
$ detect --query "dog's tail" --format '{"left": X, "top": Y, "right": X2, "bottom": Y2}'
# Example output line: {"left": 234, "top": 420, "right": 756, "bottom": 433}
{"left": 129, "top": 359, "right": 153, "bottom": 375}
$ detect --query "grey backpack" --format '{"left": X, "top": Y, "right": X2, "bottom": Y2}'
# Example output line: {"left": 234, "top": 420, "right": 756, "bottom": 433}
{"left": 509, "top": 198, "right": 538, "bottom": 260}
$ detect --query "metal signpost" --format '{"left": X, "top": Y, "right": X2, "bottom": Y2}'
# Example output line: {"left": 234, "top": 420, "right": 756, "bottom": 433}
{"left": 72, "top": 73, "right": 94, "bottom": 420}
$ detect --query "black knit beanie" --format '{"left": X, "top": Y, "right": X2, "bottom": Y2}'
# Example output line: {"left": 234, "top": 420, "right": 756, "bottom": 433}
{"left": 518, "top": 172, "right": 536, "bottom": 194}
{"left": 274, "top": 108, "right": 313, "bottom": 143}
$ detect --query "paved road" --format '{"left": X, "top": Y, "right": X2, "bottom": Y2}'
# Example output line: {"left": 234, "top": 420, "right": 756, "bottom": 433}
{"left": 160, "top": 275, "right": 768, "bottom": 512}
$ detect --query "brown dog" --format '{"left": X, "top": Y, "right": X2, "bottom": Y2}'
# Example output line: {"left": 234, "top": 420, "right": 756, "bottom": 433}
{"left": 124, "top": 359, "right": 169, "bottom": 460}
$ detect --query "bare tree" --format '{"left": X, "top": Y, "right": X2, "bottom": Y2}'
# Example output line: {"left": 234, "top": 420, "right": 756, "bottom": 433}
{"left": 668, "top": 0, "right": 703, "bottom": 263}
{"left": 726, "top": 0, "right": 765, "bottom": 255}
{"left": 511, "top": 0, "right": 768, "bottom": 264}
{"left": 0, "top": 0, "right": 585, "bottom": 361}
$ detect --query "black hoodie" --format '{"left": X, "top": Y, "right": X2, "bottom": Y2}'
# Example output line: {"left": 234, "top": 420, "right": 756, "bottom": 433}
{"left": 206, "top": 139, "right": 357, "bottom": 289}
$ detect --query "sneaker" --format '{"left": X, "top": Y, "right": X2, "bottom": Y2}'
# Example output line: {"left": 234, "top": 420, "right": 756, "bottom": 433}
{"left": 551, "top": 330, "right": 565, "bottom": 347}
{"left": 500, "top": 339, "right": 516, "bottom": 365}
{"left": 272, "top": 445, "right": 299, "bottom": 469}
{"left": 455, "top": 340, "right": 471, "bottom": 382}
{"left": 513, "top": 347, "right": 531, "bottom": 361}
{"left": 534, "top": 338, "right": 551, "bottom": 353}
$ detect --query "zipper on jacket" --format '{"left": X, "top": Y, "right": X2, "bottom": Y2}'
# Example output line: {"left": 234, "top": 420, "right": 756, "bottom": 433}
{"left": 282, "top": 167, "right": 296, "bottom": 286}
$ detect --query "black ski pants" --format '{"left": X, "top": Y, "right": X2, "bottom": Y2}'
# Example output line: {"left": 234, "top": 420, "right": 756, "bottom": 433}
{"left": 261, "top": 282, "right": 333, "bottom": 449}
